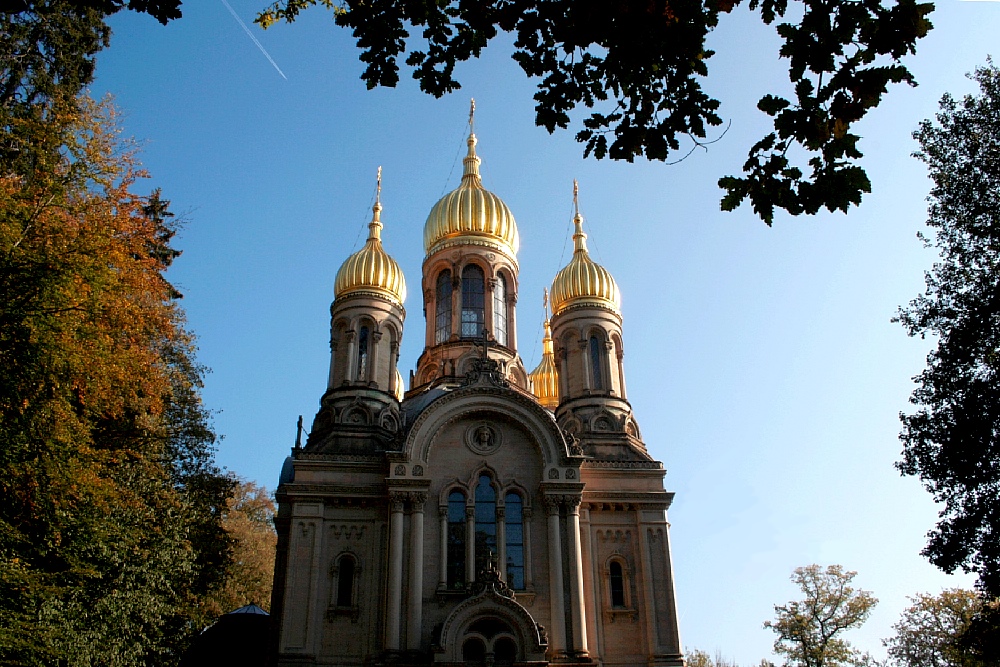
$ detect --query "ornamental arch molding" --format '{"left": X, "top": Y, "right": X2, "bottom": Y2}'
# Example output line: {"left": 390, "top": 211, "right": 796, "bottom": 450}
{"left": 433, "top": 588, "right": 547, "bottom": 663}
{"left": 403, "top": 388, "right": 568, "bottom": 466}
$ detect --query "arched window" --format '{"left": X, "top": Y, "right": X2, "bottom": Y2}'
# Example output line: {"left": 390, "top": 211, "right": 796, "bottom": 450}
{"left": 357, "top": 325, "right": 370, "bottom": 381}
{"left": 461, "top": 265, "right": 486, "bottom": 338}
{"left": 447, "top": 491, "right": 466, "bottom": 588}
{"left": 589, "top": 334, "right": 603, "bottom": 390}
{"left": 474, "top": 474, "right": 497, "bottom": 572}
{"left": 504, "top": 492, "right": 524, "bottom": 589}
{"left": 336, "top": 554, "right": 356, "bottom": 607}
{"left": 493, "top": 274, "right": 507, "bottom": 346}
{"left": 609, "top": 560, "right": 626, "bottom": 608}
{"left": 435, "top": 270, "right": 452, "bottom": 344}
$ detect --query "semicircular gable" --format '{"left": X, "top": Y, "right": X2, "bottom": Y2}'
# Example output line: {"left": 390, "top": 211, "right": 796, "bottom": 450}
{"left": 403, "top": 387, "right": 567, "bottom": 466}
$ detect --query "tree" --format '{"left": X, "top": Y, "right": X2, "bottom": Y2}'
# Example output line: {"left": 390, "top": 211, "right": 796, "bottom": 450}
{"left": 1, "top": 1, "right": 182, "bottom": 111}
{"left": 256, "top": 0, "right": 933, "bottom": 224}
{"left": 686, "top": 648, "right": 743, "bottom": 667}
{"left": 0, "top": 93, "right": 233, "bottom": 665}
{"left": 895, "top": 61, "right": 1000, "bottom": 600}
{"left": 201, "top": 480, "right": 278, "bottom": 617}
{"left": 765, "top": 565, "right": 877, "bottom": 667}
{"left": 883, "top": 588, "right": 983, "bottom": 667}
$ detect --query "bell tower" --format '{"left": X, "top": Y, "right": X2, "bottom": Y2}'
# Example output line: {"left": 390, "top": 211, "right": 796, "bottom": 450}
{"left": 413, "top": 101, "right": 529, "bottom": 390}
{"left": 549, "top": 182, "right": 644, "bottom": 453}
{"left": 306, "top": 169, "right": 407, "bottom": 453}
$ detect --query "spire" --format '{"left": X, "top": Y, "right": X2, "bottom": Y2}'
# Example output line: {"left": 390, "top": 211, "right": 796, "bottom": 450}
{"left": 463, "top": 98, "right": 482, "bottom": 184}
{"left": 542, "top": 288, "right": 553, "bottom": 354}
{"left": 572, "top": 179, "right": 588, "bottom": 254}
{"left": 368, "top": 166, "right": 384, "bottom": 242}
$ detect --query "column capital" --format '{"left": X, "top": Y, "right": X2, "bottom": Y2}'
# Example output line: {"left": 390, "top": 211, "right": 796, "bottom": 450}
{"left": 388, "top": 491, "right": 407, "bottom": 512}
{"left": 409, "top": 492, "right": 428, "bottom": 509}
{"left": 564, "top": 494, "right": 583, "bottom": 513}
{"left": 543, "top": 496, "right": 561, "bottom": 514}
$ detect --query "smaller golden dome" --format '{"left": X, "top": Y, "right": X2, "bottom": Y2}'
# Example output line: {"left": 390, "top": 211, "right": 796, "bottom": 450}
{"left": 423, "top": 129, "right": 520, "bottom": 258}
{"left": 334, "top": 190, "right": 407, "bottom": 307}
{"left": 529, "top": 290, "right": 559, "bottom": 410}
{"left": 550, "top": 183, "right": 621, "bottom": 316}
{"left": 394, "top": 368, "right": 405, "bottom": 401}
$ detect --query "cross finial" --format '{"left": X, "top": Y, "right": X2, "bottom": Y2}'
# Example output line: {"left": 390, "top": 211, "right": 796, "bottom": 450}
{"left": 294, "top": 415, "right": 304, "bottom": 450}
{"left": 376, "top": 165, "right": 382, "bottom": 205}
{"left": 480, "top": 328, "right": 490, "bottom": 363}
{"left": 543, "top": 287, "right": 549, "bottom": 319}
{"left": 573, "top": 179, "right": 580, "bottom": 218}
{"left": 469, "top": 98, "right": 476, "bottom": 130}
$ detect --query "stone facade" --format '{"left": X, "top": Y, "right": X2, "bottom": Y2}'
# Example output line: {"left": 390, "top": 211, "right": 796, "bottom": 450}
{"left": 270, "top": 128, "right": 683, "bottom": 667}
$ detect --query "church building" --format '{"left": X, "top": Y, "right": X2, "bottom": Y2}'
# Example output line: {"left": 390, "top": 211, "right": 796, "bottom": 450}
{"left": 269, "top": 115, "right": 684, "bottom": 667}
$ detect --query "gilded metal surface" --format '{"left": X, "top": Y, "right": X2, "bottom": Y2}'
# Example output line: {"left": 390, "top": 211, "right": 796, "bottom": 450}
{"left": 334, "top": 200, "right": 407, "bottom": 306}
{"left": 529, "top": 292, "right": 559, "bottom": 409}
{"left": 550, "top": 210, "right": 621, "bottom": 315}
{"left": 423, "top": 133, "right": 520, "bottom": 257}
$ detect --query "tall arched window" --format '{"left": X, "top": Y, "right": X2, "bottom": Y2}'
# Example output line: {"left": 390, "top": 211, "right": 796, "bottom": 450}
{"left": 357, "top": 325, "right": 370, "bottom": 381}
{"left": 493, "top": 274, "right": 507, "bottom": 346}
{"left": 589, "top": 334, "right": 603, "bottom": 390}
{"left": 435, "top": 270, "right": 452, "bottom": 344}
{"left": 336, "top": 554, "right": 356, "bottom": 607}
{"left": 461, "top": 265, "right": 486, "bottom": 338}
{"left": 504, "top": 492, "right": 524, "bottom": 589}
{"left": 447, "top": 491, "right": 466, "bottom": 588}
{"left": 474, "top": 474, "right": 497, "bottom": 573}
{"left": 609, "top": 560, "right": 626, "bottom": 608}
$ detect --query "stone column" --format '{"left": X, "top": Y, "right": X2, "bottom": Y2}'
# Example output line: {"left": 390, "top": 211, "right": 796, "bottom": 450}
{"left": 370, "top": 330, "right": 382, "bottom": 386}
{"left": 496, "top": 506, "right": 507, "bottom": 582}
{"left": 465, "top": 505, "right": 476, "bottom": 585}
{"left": 579, "top": 338, "right": 592, "bottom": 391}
{"left": 545, "top": 496, "right": 567, "bottom": 655}
{"left": 523, "top": 507, "right": 534, "bottom": 588}
{"left": 345, "top": 329, "right": 358, "bottom": 385}
{"left": 385, "top": 492, "right": 406, "bottom": 651}
{"left": 604, "top": 340, "right": 615, "bottom": 396}
{"left": 407, "top": 493, "right": 426, "bottom": 650}
{"left": 565, "top": 495, "right": 589, "bottom": 656}
{"left": 616, "top": 345, "right": 627, "bottom": 400}
{"left": 508, "top": 290, "right": 518, "bottom": 352}
{"left": 438, "top": 505, "right": 448, "bottom": 590}
{"left": 636, "top": 506, "right": 658, "bottom": 657}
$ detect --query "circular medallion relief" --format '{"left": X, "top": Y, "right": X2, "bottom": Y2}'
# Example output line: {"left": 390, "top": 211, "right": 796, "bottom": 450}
{"left": 465, "top": 422, "right": 503, "bottom": 455}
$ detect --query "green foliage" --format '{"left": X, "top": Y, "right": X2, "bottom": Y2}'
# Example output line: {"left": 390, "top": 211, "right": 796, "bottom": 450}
{"left": 895, "top": 60, "right": 1000, "bottom": 599}
{"left": 884, "top": 588, "right": 984, "bottom": 667}
{"left": 765, "top": 565, "right": 877, "bottom": 667}
{"left": 0, "top": 0, "right": 182, "bottom": 111}
{"left": 257, "top": 0, "right": 933, "bottom": 224}
{"left": 0, "top": 94, "right": 233, "bottom": 665}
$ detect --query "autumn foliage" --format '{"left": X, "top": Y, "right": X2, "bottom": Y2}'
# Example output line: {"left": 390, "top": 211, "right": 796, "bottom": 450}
{"left": 0, "top": 96, "right": 235, "bottom": 664}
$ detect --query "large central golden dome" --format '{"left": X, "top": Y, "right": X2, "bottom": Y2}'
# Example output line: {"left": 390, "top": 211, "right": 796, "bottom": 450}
{"left": 550, "top": 191, "right": 621, "bottom": 316}
{"left": 334, "top": 200, "right": 407, "bottom": 307}
{"left": 423, "top": 133, "right": 519, "bottom": 258}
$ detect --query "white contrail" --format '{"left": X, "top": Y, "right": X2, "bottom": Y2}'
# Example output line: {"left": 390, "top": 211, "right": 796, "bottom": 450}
{"left": 220, "top": 0, "right": 288, "bottom": 80}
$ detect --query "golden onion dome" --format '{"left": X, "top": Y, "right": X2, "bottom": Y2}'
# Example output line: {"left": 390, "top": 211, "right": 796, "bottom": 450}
{"left": 334, "top": 195, "right": 407, "bottom": 307}
{"left": 423, "top": 131, "right": 520, "bottom": 258}
{"left": 529, "top": 291, "right": 559, "bottom": 410}
{"left": 550, "top": 183, "right": 621, "bottom": 316}
{"left": 394, "top": 368, "right": 405, "bottom": 401}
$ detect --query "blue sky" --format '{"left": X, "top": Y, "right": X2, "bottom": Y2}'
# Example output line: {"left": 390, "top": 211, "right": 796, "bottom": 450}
{"left": 95, "top": 1, "right": 996, "bottom": 662}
